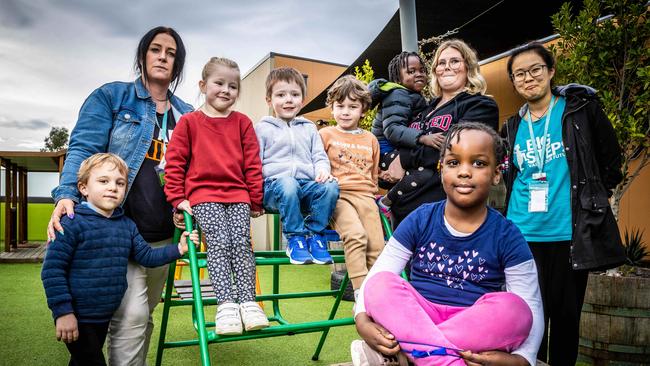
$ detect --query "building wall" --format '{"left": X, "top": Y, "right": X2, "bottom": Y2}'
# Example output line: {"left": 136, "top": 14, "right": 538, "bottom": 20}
{"left": 272, "top": 55, "right": 346, "bottom": 123}
{"left": 238, "top": 57, "right": 273, "bottom": 125}
{"left": 481, "top": 54, "right": 650, "bottom": 247}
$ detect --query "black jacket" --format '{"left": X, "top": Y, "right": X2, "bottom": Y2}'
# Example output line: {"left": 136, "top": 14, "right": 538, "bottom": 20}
{"left": 501, "top": 84, "right": 625, "bottom": 270}
{"left": 369, "top": 78, "right": 428, "bottom": 149}
{"left": 390, "top": 92, "right": 499, "bottom": 223}
{"left": 400, "top": 92, "right": 499, "bottom": 170}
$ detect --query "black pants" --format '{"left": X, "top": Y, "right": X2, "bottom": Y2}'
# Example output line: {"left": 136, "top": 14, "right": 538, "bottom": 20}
{"left": 529, "top": 242, "right": 588, "bottom": 366}
{"left": 65, "top": 321, "right": 109, "bottom": 366}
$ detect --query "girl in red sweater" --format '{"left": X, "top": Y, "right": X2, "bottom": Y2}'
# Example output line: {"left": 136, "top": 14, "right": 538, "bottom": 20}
{"left": 164, "top": 57, "right": 267, "bottom": 335}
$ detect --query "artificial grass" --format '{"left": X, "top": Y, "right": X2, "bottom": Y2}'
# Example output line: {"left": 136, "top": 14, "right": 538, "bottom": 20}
{"left": 0, "top": 263, "right": 358, "bottom": 365}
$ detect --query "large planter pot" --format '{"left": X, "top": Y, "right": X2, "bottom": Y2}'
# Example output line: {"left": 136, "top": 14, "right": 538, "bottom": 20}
{"left": 579, "top": 271, "right": 650, "bottom": 365}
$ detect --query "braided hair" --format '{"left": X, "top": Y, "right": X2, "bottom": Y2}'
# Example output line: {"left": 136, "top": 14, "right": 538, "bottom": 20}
{"left": 440, "top": 122, "right": 506, "bottom": 168}
{"left": 387, "top": 51, "right": 425, "bottom": 84}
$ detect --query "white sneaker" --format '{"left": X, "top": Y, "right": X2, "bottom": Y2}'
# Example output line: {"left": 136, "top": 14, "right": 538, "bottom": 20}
{"left": 350, "top": 340, "right": 409, "bottom": 366}
{"left": 215, "top": 302, "right": 242, "bottom": 335}
{"left": 239, "top": 301, "right": 269, "bottom": 331}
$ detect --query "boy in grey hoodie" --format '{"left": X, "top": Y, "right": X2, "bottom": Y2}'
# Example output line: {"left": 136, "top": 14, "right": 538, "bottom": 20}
{"left": 255, "top": 67, "right": 339, "bottom": 265}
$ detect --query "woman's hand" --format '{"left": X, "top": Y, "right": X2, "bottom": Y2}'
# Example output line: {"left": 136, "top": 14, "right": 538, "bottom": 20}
{"left": 355, "top": 313, "right": 400, "bottom": 356}
{"left": 418, "top": 132, "right": 446, "bottom": 150}
{"left": 461, "top": 350, "right": 529, "bottom": 366}
{"left": 47, "top": 199, "right": 75, "bottom": 242}
{"left": 385, "top": 155, "right": 405, "bottom": 182}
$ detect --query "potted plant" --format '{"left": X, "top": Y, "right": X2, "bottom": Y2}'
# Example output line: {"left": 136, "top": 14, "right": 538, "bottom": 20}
{"left": 550, "top": 1, "right": 650, "bottom": 363}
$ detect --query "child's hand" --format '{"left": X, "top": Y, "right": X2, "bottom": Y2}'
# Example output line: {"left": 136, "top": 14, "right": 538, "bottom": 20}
{"left": 251, "top": 209, "right": 265, "bottom": 218}
{"left": 315, "top": 170, "right": 337, "bottom": 183}
{"left": 460, "top": 350, "right": 528, "bottom": 366}
{"left": 355, "top": 313, "right": 400, "bottom": 356}
{"left": 418, "top": 132, "right": 446, "bottom": 150}
{"left": 176, "top": 200, "right": 193, "bottom": 215}
{"left": 55, "top": 313, "right": 78, "bottom": 343}
{"left": 178, "top": 230, "right": 199, "bottom": 255}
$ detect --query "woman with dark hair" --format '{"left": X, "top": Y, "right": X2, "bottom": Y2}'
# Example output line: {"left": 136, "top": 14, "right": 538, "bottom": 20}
{"left": 47, "top": 26, "right": 193, "bottom": 365}
{"left": 502, "top": 41, "right": 624, "bottom": 365}
{"left": 389, "top": 39, "right": 499, "bottom": 228}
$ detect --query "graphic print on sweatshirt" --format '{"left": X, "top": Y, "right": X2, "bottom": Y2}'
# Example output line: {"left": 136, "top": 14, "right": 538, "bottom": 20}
{"left": 415, "top": 241, "right": 489, "bottom": 290}
{"left": 331, "top": 141, "right": 373, "bottom": 176}
{"left": 409, "top": 114, "right": 453, "bottom": 132}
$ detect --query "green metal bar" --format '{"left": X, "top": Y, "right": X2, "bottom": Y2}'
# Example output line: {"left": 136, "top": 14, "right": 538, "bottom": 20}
{"left": 182, "top": 212, "right": 211, "bottom": 366}
{"left": 254, "top": 249, "right": 345, "bottom": 257}
{"left": 380, "top": 211, "right": 393, "bottom": 239}
{"left": 311, "top": 271, "right": 351, "bottom": 360}
{"left": 162, "top": 317, "right": 354, "bottom": 349}
{"left": 271, "top": 214, "right": 284, "bottom": 325}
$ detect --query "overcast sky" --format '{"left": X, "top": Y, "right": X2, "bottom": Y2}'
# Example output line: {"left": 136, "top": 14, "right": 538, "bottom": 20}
{"left": 0, "top": 0, "right": 397, "bottom": 151}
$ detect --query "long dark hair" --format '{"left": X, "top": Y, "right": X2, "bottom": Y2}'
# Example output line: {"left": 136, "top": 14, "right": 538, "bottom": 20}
{"left": 134, "top": 26, "right": 186, "bottom": 93}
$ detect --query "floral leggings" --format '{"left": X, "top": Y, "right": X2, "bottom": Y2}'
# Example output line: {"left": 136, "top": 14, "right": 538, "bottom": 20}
{"left": 192, "top": 202, "right": 256, "bottom": 305}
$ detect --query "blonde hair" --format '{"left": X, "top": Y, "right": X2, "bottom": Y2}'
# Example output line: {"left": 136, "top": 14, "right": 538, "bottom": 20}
{"left": 201, "top": 57, "right": 241, "bottom": 88}
{"left": 326, "top": 75, "right": 372, "bottom": 112}
{"left": 429, "top": 39, "right": 487, "bottom": 97}
{"left": 77, "top": 153, "right": 128, "bottom": 187}
{"left": 265, "top": 67, "right": 307, "bottom": 99}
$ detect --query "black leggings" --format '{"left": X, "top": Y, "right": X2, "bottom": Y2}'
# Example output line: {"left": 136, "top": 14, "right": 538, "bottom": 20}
{"left": 529, "top": 241, "right": 589, "bottom": 366}
{"left": 65, "top": 321, "right": 109, "bottom": 366}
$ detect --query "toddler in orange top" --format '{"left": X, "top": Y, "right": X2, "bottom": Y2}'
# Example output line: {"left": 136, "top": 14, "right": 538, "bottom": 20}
{"left": 319, "top": 75, "right": 385, "bottom": 298}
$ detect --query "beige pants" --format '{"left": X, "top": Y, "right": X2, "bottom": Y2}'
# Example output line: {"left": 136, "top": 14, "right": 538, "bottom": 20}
{"left": 107, "top": 238, "right": 170, "bottom": 366}
{"left": 331, "top": 191, "right": 385, "bottom": 289}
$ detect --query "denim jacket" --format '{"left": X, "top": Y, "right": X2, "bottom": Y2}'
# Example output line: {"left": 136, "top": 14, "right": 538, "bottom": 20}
{"left": 52, "top": 78, "right": 193, "bottom": 203}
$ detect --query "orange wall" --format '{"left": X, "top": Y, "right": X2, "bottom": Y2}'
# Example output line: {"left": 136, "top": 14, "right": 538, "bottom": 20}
{"left": 273, "top": 55, "right": 346, "bottom": 123}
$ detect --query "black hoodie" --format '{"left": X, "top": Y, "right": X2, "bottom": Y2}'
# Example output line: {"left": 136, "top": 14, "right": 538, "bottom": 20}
{"left": 392, "top": 92, "right": 499, "bottom": 223}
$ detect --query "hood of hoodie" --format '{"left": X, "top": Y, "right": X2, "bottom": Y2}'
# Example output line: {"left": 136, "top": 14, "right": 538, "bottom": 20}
{"left": 517, "top": 83, "right": 598, "bottom": 117}
{"left": 258, "top": 115, "right": 312, "bottom": 128}
{"left": 369, "top": 78, "right": 408, "bottom": 108}
{"left": 76, "top": 202, "right": 125, "bottom": 219}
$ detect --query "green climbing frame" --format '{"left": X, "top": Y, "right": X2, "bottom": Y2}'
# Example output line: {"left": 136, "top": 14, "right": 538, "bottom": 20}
{"left": 155, "top": 212, "right": 393, "bottom": 366}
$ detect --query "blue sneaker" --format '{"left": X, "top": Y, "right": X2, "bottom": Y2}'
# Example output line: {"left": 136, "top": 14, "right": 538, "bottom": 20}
{"left": 307, "top": 234, "right": 333, "bottom": 264}
{"left": 286, "top": 236, "right": 313, "bottom": 264}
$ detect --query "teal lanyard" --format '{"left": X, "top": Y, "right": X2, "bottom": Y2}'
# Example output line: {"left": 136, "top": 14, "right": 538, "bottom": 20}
{"left": 526, "top": 95, "right": 555, "bottom": 173}
{"left": 158, "top": 101, "right": 169, "bottom": 143}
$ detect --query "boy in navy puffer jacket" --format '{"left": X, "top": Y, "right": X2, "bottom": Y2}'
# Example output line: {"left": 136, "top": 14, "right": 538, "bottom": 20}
{"left": 369, "top": 52, "right": 431, "bottom": 216}
{"left": 41, "top": 153, "right": 198, "bottom": 365}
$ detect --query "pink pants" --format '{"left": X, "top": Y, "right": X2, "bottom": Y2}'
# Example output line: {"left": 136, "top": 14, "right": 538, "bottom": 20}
{"left": 364, "top": 272, "right": 532, "bottom": 366}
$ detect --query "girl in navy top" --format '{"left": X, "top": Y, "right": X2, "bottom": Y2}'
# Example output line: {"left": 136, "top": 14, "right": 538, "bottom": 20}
{"left": 352, "top": 123, "right": 543, "bottom": 366}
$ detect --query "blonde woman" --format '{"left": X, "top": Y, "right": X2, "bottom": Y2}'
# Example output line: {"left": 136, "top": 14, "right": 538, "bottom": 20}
{"left": 389, "top": 39, "right": 499, "bottom": 228}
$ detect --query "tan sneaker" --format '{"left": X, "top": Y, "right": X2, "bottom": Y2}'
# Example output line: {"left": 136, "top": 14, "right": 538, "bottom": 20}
{"left": 214, "top": 302, "right": 242, "bottom": 335}
{"left": 350, "top": 340, "right": 409, "bottom": 366}
{"left": 239, "top": 301, "right": 269, "bottom": 331}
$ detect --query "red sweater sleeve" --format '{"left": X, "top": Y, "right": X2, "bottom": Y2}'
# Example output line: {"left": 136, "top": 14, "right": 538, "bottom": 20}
{"left": 164, "top": 114, "right": 191, "bottom": 208}
{"left": 240, "top": 115, "right": 263, "bottom": 212}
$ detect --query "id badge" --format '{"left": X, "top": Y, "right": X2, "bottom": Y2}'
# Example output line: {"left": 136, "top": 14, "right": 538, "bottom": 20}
{"left": 528, "top": 179, "right": 549, "bottom": 213}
